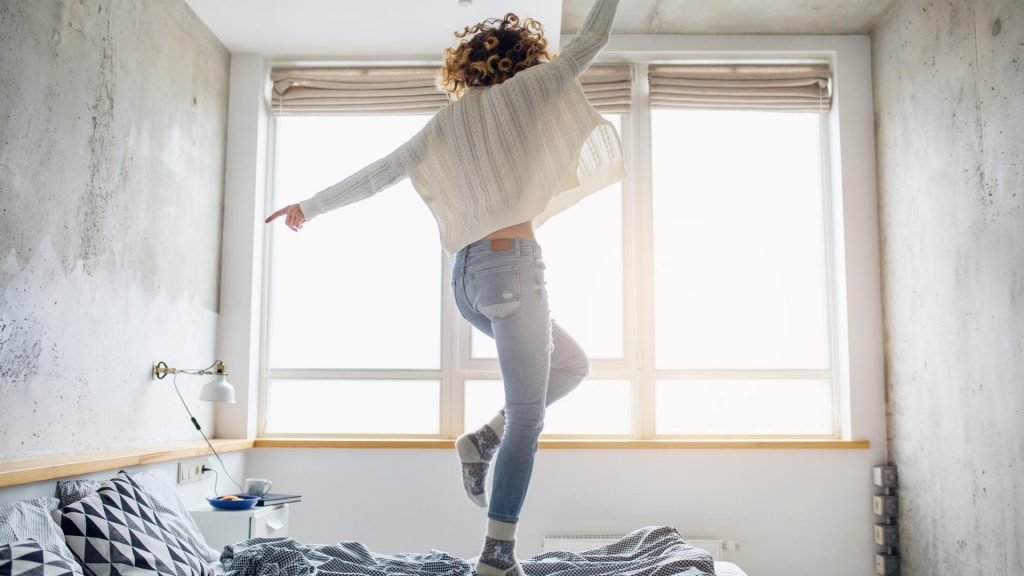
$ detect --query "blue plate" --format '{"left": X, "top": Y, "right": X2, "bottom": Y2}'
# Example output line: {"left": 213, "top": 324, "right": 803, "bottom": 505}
{"left": 207, "top": 494, "right": 260, "bottom": 510}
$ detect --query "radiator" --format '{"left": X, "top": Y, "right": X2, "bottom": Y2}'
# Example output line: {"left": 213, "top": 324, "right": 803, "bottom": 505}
{"left": 541, "top": 534, "right": 725, "bottom": 561}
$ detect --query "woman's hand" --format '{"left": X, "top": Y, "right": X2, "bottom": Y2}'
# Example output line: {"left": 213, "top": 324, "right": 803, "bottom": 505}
{"left": 265, "top": 203, "right": 306, "bottom": 231}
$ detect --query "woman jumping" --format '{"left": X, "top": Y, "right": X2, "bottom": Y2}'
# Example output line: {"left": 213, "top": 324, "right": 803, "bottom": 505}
{"left": 266, "top": 0, "right": 623, "bottom": 573}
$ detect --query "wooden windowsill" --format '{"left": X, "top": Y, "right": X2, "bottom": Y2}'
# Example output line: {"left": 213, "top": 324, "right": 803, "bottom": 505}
{"left": 0, "top": 436, "right": 870, "bottom": 489}
{"left": 0, "top": 439, "right": 254, "bottom": 489}
{"left": 253, "top": 438, "right": 870, "bottom": 450}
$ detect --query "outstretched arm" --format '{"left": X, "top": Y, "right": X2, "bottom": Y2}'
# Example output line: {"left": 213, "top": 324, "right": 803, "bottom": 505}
{"left": 266, "top": 122, "right": 431, "bottom": 229}
{"left": 553, "top": 0, "right": 622, "bottom": 78}
{"left": 296, "top": 151, "right": 402, "bottom": 222}
{"left": 298, "top": 126, "right": 428, "bottom": 221}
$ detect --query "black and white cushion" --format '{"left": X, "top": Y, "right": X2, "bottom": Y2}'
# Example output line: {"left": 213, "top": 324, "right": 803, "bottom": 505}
{"left": 53, "top": 474, "right": 218, "bottom": 563}
{"left": 0, "top": 540, "right": 77, "bottom": 576}
{"left": 55, "top": 481, "right": 103, "bottom": 510}
{"left": 58, "top": 471, "right": 213, "bottom": 576}
{"left": 0, "top": 498, "right": 83, "bottom": 576}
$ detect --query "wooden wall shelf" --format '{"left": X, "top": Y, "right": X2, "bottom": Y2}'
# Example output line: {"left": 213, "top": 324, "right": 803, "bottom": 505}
{"left": 0, "top": 439, "right": 253, "bottom": 489}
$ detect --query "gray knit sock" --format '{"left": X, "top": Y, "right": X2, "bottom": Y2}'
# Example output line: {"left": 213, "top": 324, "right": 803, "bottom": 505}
{"left": 475, "top": 518, "right": 522, "bottom": 576}
{"left": 456, "top": 410, "right": 505, "bottom": 507}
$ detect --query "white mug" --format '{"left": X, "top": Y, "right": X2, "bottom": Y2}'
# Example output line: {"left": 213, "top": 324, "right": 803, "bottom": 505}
{"left": 244, "top": 478, "right": 273, "bottom": 496}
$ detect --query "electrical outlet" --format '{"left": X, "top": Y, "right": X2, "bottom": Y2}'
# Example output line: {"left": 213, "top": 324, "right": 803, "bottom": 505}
{"left": 177, "top": 458, "right": 209, "bottom": 484}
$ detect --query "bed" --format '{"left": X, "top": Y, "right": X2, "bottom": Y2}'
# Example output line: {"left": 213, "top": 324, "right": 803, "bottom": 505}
{"left": 218, "top": 524, "right": 720, "bottom": 576}
{"left": 0, "top": 469, "right": 748, "bottom": 576}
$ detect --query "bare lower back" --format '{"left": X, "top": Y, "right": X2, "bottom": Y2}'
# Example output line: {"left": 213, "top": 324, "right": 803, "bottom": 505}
{"left": 482, "top": 220, "right": 535, "bottom": 240}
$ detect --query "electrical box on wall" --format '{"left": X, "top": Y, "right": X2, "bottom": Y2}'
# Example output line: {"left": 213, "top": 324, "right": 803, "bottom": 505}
{"left": 178, "top": 458, "right": 211, "bottom": 484}
{"left": 873, "top": 464, "right": 900, "bottom": 576}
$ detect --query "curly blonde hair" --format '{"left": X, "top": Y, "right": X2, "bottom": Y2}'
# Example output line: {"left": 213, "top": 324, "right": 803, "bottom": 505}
{"left": 436, "top": 12, "right": 555, "bottom": 101}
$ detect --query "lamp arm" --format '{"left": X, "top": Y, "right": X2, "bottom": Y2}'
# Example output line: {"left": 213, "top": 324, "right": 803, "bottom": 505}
{"left": 181, "top": 359, "right": 226, "bottom": 376}
{"left": 153, "top": 359, "right": 227, "bottom": 379}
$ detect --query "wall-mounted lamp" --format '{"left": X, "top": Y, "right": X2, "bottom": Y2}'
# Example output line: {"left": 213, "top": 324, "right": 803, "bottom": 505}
{"left": 459, "top": 0, "right": 472, "bottom": 6}
{"left": 152, "top": 359, "right": 235, "bottom": 404}
{"left": 152, "top": 358, "right": 244, "bottom": 493}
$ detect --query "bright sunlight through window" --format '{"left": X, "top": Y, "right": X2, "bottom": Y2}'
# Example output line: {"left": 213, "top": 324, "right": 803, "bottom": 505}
{"left": 263, "top": 87, "right": 837, "bottom": 439}
{"left": 650, "top": 109, "right": 834, "bottom": 436}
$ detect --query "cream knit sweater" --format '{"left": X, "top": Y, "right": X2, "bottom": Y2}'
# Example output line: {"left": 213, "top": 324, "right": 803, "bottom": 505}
{"left": 298, "top": 0, "right": 625, "bottom": 258}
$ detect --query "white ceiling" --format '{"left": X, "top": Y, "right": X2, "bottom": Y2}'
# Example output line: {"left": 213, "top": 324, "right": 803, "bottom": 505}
{"left": 183, "top": 0, "right": 564, "bottom": 60}
{"left": 184, "top": 0, "right": 899, "bottom": 59}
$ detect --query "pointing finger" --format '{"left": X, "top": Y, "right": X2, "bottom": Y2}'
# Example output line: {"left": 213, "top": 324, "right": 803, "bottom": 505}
{"left": 265, "top": 207, "right": 288, "bottom": 223}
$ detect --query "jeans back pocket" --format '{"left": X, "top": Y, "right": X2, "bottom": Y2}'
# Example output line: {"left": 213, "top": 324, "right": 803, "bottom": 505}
{"left": 468, "top": 263, "right": 522, "bottom": 320}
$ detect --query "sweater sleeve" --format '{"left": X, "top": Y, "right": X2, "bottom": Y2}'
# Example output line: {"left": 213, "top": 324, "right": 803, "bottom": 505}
{"left": 298, "top": 123, "right": 430, "bottom": 221}
{"left": 552, "top": 0, "right": 622, "bottom": 78}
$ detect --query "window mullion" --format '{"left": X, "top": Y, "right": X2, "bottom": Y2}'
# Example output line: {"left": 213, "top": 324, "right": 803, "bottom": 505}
{"left": 257, "top": 116, "right": 280, "bottom": 439}
{"left": 619, "top": 88, "right": 640, "bottom": 441}
{"left": 267, "top": 368, "right": 443, "bottom": 379}
{"left": 441, "top": 250, "right": 457, "bottom": 438}
{"left": 631, "top": 63, "right": 656, "bottom": 440}
{"left": 651, "top": 369, "right": 834, "bottom": 379}
{"left": 818, "top": 109, "right": 843, "bottom": 438}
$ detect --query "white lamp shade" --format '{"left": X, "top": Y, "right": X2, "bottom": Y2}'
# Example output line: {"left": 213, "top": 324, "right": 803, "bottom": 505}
{"left": 199, "top": 375, "right": 236, "bottom": 404}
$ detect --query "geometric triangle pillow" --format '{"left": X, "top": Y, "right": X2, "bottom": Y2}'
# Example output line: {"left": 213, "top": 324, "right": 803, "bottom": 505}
{"left": 58, "top": 471, "right": 213, "bottom": 576}
{"left": 0, "top": 539, "right": 78, "bottom": 576}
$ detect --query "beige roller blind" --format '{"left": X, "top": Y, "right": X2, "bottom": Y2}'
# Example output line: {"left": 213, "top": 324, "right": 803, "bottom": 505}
{"left": 271, "top": 67, "right": 448, "bottom": 115}
{"left": 649, "top": 64, "right": 832, "bottom": 113}
{"left": 579, "top": 64, "right": 632, "bottom": 114}
{"left": 270, "top": 64, "right": 632, "bottom": 116}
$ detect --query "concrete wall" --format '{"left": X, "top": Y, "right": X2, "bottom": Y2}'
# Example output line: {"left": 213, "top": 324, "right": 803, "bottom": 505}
{"left": 0, "top": 0, "right": 230, "bottom": 459}
{"left": 872, "top": 0, "right": 1024, "bottom": 574}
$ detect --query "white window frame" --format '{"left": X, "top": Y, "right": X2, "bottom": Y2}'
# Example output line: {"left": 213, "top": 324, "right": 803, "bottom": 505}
{"left": 638, "top": 64, "right": 840, "bottom": 439}
{"left": 216, "top": 36, "right": 883, "bottom": 448}
{"left": 258, "top": 63, "right": 838, "bottom": 441}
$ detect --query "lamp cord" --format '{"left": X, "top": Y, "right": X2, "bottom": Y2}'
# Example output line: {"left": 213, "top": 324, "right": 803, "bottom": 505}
{"left": 172, "top": 370, "right": 244, "bottom": 495}
{"left": 205, "top": 467, "right": 220, "bottom": 497}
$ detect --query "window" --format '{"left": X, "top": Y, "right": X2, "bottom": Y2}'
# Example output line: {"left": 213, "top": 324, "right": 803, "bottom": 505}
{"left": 261, "top": 62, "right": 838, "bottom": 439}
{"left": 265, "top": 114, "right": 441, "bottom": 436}
{"left": 650, "top": 109, "right": 835, "bottom": 436}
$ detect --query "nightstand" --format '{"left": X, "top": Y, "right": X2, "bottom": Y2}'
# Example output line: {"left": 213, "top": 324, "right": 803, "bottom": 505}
{"left": 190, "top": 504, "right": 290, "bottom": 550}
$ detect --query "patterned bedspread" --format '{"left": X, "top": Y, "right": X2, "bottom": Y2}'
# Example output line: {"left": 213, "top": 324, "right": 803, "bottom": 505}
{"left": 219, "top": 525, "right": 716, "bottom": 576}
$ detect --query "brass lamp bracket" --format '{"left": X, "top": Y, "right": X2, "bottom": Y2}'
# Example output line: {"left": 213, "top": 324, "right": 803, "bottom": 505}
{"left": 152, "top": 361, "right": 175, "bottom": 380}
{"left": 151, "top": 360, "right": 228, "bottom": 380}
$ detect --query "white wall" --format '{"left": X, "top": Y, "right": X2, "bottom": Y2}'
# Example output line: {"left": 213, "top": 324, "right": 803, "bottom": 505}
{"left": 249, "top": 447, "right": 874, "bottom": 575}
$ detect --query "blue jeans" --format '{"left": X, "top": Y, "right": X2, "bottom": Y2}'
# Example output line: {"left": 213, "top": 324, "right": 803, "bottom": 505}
{"left": 451, "top": 237, "right": 591, "bottom": 523}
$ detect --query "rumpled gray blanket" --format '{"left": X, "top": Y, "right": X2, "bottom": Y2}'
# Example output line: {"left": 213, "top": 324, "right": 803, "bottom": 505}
{"left": 219, "top": 525, "right": 716, "bottom": 576}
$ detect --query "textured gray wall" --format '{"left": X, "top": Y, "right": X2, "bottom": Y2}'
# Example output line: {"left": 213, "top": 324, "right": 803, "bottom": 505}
{"left": 872, "top": 0, "right": 1023, "bottom": 574}
{"left": 562, "top": 0, "right": 900, "bottom": 34}
{"left": 0, "top": 0, "right": 229, "bottom": 459}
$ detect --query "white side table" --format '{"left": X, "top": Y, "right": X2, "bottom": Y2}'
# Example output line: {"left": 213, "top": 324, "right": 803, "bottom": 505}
{"left": 189, "top": 504, "right": 290, "bottom": 550}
